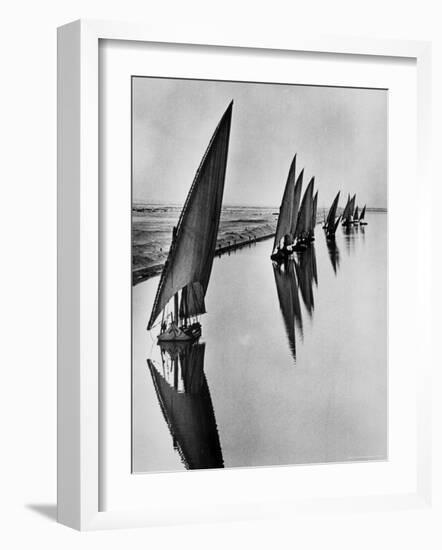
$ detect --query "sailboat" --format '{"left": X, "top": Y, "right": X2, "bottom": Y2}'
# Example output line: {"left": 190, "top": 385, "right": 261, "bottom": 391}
{"left": 147, "top": 341, "right": 224, "bottom": 470}
{"left": 270, "top": 155, "right": 299, "bottom": 262}
{"left": 147, "top": 102, "right": 233, "bottom": 342}
{"left": 359, "top": 205, "right": 367, "bottom": 225}
{"left": 341, "top": 193, "right": 356, "bottom": 227}
{"left": 323, "top": 191, "right": 341, "bottom": 239}
{"left": 292, "top": 177, "right": 315, "bottom": 251}
{"left": 353, "top": 205, "right": 360, "bottom": 225}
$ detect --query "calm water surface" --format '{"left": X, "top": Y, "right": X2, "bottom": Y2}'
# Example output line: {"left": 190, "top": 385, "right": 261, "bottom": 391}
{"left": 132, "top": 213, "right": 387, "bottom": 473}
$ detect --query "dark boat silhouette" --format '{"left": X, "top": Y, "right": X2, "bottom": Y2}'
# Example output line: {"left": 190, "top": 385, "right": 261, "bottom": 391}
{"left": 147, "top": 341, "right": 224, "bottom": 470}
{"left": 341, "top": 193, "right": 356, "bottom": 226}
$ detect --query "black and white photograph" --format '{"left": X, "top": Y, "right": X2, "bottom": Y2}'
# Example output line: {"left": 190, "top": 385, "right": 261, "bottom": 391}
{"left": 131, "top": 76, "right": 388, "bottom": 474}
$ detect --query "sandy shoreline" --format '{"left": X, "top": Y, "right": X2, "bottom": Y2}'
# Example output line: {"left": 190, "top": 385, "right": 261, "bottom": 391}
{"left": 132, "top": 219, "right": 277, "bottom": 286}
{"left": 132, "top": 205, "right": 385, "bottom": 285}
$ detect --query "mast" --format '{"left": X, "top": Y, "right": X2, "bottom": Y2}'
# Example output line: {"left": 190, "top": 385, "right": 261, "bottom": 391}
{"left": 147, "top": 101, "right": 233, "bottom": 330}
{"left": 174, "top": 293, "right": 179, "bottom": 325}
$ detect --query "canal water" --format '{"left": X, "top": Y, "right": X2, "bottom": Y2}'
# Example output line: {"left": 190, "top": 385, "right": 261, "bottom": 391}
{"left": 132, "top": 213, "right": 387, "bottom": 473}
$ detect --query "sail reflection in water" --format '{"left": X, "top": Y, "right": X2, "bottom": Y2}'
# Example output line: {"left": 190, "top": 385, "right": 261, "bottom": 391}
{"left": 273, "top": 261, "right": 303, "bottom": 362}
{"left": 294, "top": 245, "right": 317, "bottom": 317}
{"left": 147, "top": 341, "right": 224, "bottom": 470}
{"left": 326, "top": 238, "right": 341, "bottom": 274}
{"left": 342, "top": 224, "right": 357, "bottom": 255}
{"left": 273, "top": 245, "right": 318, "bottom": 363}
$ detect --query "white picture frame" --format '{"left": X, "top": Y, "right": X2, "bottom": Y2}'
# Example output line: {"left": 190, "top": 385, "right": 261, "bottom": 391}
{"left": 57, "top": 19, "right": 432, "bottom": 530}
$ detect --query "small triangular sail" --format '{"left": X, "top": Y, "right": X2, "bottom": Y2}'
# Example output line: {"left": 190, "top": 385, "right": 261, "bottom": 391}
{"left": 360, "top": 205, "right": 366, "bottom": 220}
{"left": 273, "top": 155, "right": 297, "bottom": 250}
{"left": 354, "top": 205, "right": 359, "bottom": 221}
{"left": 294, "top": 177, "right": 314, "bottom": 239}
{"left": 147, "top": 102, "right": 233, "bottom": 330}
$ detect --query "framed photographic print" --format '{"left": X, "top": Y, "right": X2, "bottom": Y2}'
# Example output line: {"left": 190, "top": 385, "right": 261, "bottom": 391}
{"left": 57, "top": 19, "right": 432, "bottom": 530}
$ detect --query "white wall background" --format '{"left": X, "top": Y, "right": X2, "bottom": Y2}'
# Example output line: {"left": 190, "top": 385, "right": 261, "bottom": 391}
{"left": 0, "top": 1, "right": 440, "bottom": 547}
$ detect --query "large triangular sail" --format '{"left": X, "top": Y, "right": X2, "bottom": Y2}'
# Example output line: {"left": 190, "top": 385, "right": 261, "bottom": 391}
{"left": 147, "top": 102, "right": 233, "bottom": 330}
{"left": 273, "top": 155, "right": 297, "bottom": 250}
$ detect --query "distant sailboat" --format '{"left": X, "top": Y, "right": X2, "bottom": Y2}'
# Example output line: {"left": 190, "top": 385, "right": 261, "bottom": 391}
{"left": 147, "top": 341, "right": 224, "bottom": 470}
{"left": 353, "top": 205, "right": 360, "bottom": 225}
{"left": 271, "top": 155, "right": 298, "bottom": 262}
{"left": 359, "top": 205, "right": 367, "bottom": 225}
{"left": 290, "top": 168, "right": 304, "bottom": 240}
{"left": 323, "top": 191, "right": 341, "bottom": 239}
{"left": 293, "top": 177, "right": 315, "bottom": 251}
{"left": 342, "top": 193, "right": 356, "bottom": 227}
{"left": 147, "top": 102, "right": 233, "bottom": 342}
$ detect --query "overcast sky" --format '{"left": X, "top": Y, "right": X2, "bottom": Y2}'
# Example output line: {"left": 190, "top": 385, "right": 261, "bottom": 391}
{"left": 133, "top": 77, "right": 387, "bottom": 208}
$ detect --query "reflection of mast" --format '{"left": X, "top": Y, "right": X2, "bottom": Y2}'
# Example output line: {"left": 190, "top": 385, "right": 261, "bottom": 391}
{"left": 147, "top": 341, "right": 224, "bottom": 470}
{"left": 273, "top": 262, "right": 303, "bottom": 363}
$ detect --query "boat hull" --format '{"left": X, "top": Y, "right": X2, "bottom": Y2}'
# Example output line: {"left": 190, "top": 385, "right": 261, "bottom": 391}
{"left": 157, "top": 322, "right": 201, "bottom": 342}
